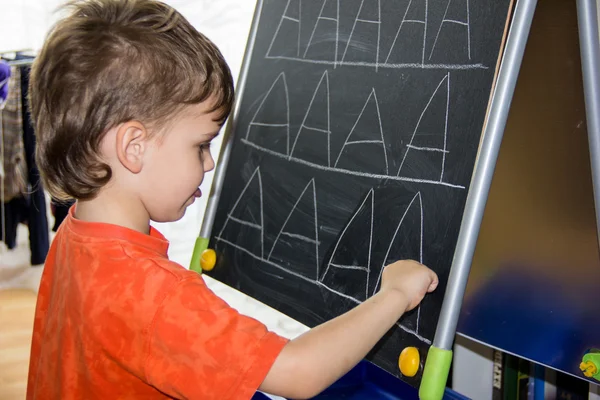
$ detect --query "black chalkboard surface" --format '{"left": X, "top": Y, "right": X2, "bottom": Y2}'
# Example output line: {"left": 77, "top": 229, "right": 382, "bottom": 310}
{"left": 207, "top": 0, "right": 513, "bottom": 386}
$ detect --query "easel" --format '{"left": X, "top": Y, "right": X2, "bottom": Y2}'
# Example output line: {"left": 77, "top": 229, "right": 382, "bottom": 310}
{"left": 190, "top": 0, "right": 600, "bottom": 398}
{"left": 421, "top": 0, "right": 600, "bottom": 398}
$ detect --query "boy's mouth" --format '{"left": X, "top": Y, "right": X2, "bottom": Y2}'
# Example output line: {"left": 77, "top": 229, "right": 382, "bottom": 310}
{"left": 193, "top": 189, "right": 202, "bottom": 198}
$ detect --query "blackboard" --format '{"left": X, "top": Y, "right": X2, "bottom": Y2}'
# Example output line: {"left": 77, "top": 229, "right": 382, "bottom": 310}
{"left": 207, "top": 0, "right": 513, "bottom": 386}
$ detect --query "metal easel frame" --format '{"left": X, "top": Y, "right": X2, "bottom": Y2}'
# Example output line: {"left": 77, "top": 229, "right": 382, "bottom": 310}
{"left": 189, "top": 2, "right": 264, "bottom": 273}
{"left": 190, "top": 0, "right": 600, "bottom": 398}
{"left": 420, "top": 0, "right": 600, "bottom": 398}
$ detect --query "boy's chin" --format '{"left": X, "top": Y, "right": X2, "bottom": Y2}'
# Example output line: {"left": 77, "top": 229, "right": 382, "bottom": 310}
{"left": 150, "top": 208, "right": 188, "bottom": 224}
{"left": 171, "top": 207, "right": 188, "bottom": 222}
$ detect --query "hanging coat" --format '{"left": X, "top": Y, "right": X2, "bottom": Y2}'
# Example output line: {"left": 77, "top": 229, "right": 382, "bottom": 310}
{"left": 0, "top": 60, "right": 10, "bottom": 104}
{"left": 1, "top": 66, "right": 27, "bottom": 202}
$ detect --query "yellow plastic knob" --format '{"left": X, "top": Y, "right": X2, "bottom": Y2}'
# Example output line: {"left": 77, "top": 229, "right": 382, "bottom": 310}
{"left": 399, "top": 347, "right": 420, "bottom": 377}
{"left": 200, "top": 249, "right": 216, "bottom": 271}
{"left": 580, "top": 361, "right": 598, "bottom": 378}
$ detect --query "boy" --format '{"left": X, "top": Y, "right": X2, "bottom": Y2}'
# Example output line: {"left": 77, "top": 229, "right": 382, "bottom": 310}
{"left": 27, "top": 0, "right": 439, "bottom": 399}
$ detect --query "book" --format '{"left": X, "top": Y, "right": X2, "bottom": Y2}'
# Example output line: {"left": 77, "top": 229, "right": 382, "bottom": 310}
{"left": 493, "top": 350, "right": 504, "bottom": 400}
{"left": 503, "top": 354, "right": 520, "bottom": 400}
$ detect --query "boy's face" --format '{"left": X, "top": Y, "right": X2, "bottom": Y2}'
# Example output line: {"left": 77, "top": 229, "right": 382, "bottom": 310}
{"left": 139, "top": 101, "right": 220, "bottom": 223}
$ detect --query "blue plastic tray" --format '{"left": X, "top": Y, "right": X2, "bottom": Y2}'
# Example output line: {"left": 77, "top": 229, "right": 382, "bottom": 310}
{"left": 252, "top": 360, "right": 467, "bottom": 399}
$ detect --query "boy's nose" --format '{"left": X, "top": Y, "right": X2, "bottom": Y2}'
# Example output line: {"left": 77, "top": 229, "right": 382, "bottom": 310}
{"left": 205, "top": 153, "right": 215, "bottom": 172}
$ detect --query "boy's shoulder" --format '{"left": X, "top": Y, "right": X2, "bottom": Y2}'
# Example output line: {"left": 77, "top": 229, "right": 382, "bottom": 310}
{"left": 50, "top": 214, "right": 203, "bottom": 298}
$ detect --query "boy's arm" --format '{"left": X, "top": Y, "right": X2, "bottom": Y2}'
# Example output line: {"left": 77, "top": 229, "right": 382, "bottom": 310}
{"left": 259, "top": 259, "right": 437, "bottom": 399}
{"left": 259, "top": 287, "right": 408, "bottom": 399}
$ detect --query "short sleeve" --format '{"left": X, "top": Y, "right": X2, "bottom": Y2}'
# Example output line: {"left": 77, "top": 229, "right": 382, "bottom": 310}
{"left": 144, "top": 276, "right": 289, "bottom": 399}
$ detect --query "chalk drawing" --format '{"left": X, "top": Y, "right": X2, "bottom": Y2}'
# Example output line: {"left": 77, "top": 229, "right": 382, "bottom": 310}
{"left": 397, "top": 73, "right": 451, "bottom": 184}
{"left": 246, "top": 72, "right": 291, "bottom": 155}
{"left": 215, "top": 167, "right": 431, "bottom": 344}
{"left": 385, "top": 0, "right": 428, "bottom": 66}
{"left": 429, "top": 0, "right": 471, "bottom": 61}
{"left": 268, "top": 178, "right": 320, "bottom": 280}
{"left": 243, "top": 72, "right": 464, "bottom": 189}
{"left": 289, "top": 70, "right": 332, "bottom": 166}
{"left": 266, "top": 0, "right": 481, "bottom": 70}
{"left": 334, "top": 88, "right": 388, "bottom": 175}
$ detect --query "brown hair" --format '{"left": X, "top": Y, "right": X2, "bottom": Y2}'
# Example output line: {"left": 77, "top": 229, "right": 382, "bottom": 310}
{"left": 29, "top": 0, "right": 234, "bottom": 201}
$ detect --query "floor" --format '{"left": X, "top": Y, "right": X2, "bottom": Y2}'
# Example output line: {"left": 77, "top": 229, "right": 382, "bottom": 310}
{"left": 0, "top": 288, "right": 35, "bottom": 399}
{"left": 0, "top": 224, "right": 45, "bottom": 400}
{"left": 0, "top": 204, "right": 307, "bottom": 400}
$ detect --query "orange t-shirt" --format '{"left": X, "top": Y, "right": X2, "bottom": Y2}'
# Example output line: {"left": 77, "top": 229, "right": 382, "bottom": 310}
{"left": 27, "top": 207, "right": 288, "bottom": 399}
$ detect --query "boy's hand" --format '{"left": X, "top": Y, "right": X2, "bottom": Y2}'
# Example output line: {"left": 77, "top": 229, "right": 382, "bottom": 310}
{"left": 380, "top": 260, "right": 439, "bottom": 312}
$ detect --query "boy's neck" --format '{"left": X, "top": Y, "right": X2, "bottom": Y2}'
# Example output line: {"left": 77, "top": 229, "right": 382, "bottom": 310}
{"left": 75, "top": 190, "right": 151, "bottom": 235}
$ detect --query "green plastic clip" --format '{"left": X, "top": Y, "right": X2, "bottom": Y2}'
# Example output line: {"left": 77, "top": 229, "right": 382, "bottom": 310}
{"left": 580, "top": 349, "right": 600, "bottom": 382}
{"left": 190, "top": 237, "right": 210, "bottom": 273}
{"left": 419, "top": 346, "right": 453, "bottom": 400}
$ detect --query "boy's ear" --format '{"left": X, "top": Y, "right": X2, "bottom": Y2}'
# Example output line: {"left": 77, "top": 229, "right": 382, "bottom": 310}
{"left": 115, "top": 121, "right": 148, "bottom": 174}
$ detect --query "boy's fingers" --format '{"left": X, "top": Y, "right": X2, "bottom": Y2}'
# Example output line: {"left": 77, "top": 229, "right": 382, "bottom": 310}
{"left": 428, "top": 271, "right": 439, "bottom": 292}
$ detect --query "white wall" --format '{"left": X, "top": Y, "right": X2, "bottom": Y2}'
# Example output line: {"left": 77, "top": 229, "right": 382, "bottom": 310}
{"left": 453, "top": 336, "right": 495, "bottom": 399}
{"left": 0, "top": 0, "right": 64, "bottom": 53}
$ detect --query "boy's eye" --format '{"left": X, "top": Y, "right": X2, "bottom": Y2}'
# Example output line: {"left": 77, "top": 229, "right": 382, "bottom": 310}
{"left": 198, "top": 143, "right": 211, "bottom": 157}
